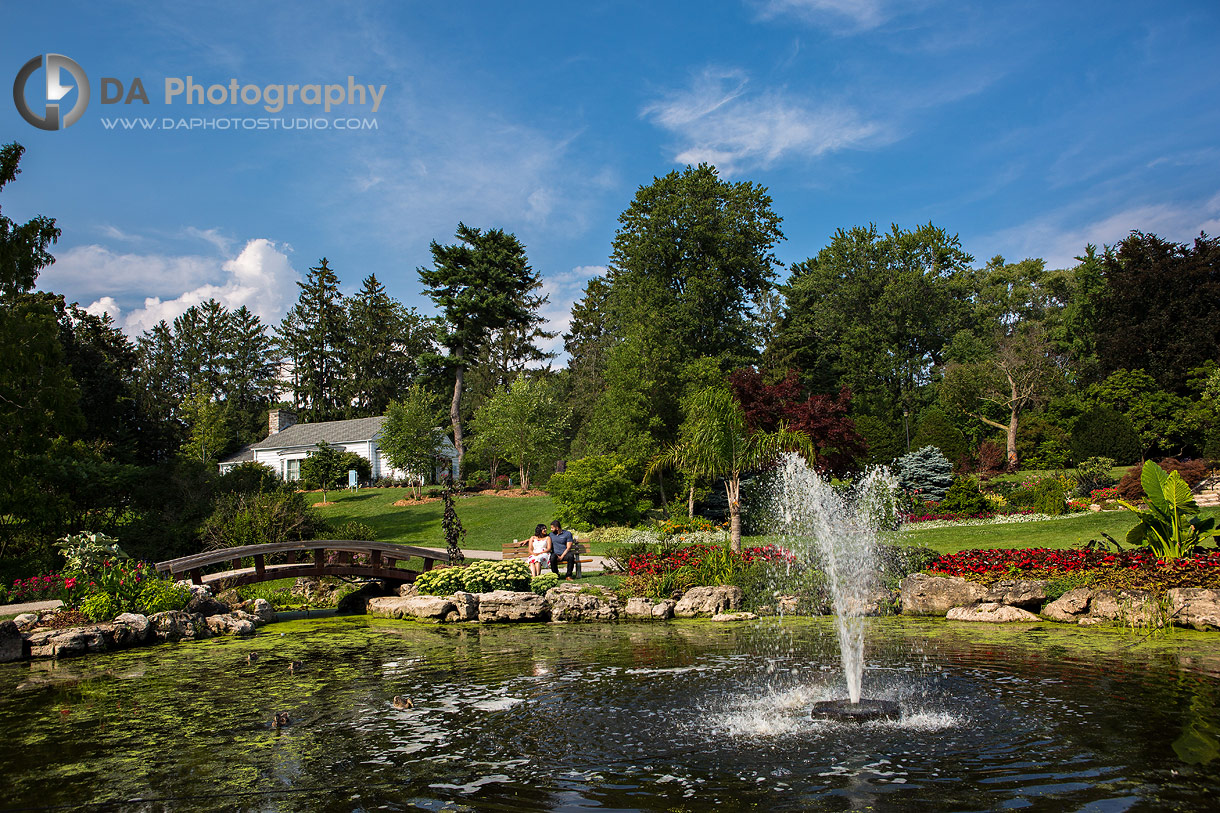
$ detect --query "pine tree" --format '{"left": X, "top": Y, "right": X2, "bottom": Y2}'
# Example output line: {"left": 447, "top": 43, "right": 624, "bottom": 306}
{"left": 279, "top": 258, "right": 348, "bottom": 421}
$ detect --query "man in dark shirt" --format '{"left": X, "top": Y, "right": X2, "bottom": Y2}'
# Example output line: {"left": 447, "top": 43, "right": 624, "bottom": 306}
{"left": 548, "top": 521, "right": 576, "bottom": 580}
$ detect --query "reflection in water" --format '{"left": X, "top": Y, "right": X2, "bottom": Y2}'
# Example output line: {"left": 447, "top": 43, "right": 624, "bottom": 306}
{"left": 1, "top": 616, "right": 1219, "bottom": 811}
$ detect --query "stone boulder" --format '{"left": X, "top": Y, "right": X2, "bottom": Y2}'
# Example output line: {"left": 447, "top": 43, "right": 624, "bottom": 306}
{"left": 1167, "top": 588, "right": 1220, "bottom": 630}
{"left": 336, "top": 582, "right": 388, "bottom": 614}
{"left": 205, "top": 613, "right": 257, "bottom": 636}
{"left": 624, "top": 597, "right": 657, "bottom": 619}
{"left": 404, "top": 595, "right": 457, "bottom": 621}
{"left": 899, "top": 574, "right": 988, "bottom": 615}
{"left": 947, "top": 602, "right": 1042, "bottom": 623}
{"left": 652, "top": 599, "right": 676, "bottom": 620}
{"left": 448, "top": 591, "right": 479, "bottom": 621}
{"left": 0, "top": 620, "right": 22, "bottom": 662}
{"left": 26, "top": 625, "right": 110, "bottom": 658}
{"left": 674, "top": 586, "right": 743, "bottom": 618}
{"left": 546, "top": 584, "right": 619, "bottom": 622}
{"left": 984, "top": 580, "right": 1049, "bottom": 610}
{"left": 476, "top": 590, "right": 548, "bottom": 623}
{"left": 186, "top": 592, "right": 231, "bottom": 618}
{"left": 111, "top": 613, "right": 152, "bottom": 647}
{"left": 1089, "top": 590, "right": 1158, "bottom": 625}
{"left": 711, "top": 612, "right": 759, "bottom": 622}
{"left": 1042, "top": 587, "right": 1093, "bottom": 622}
{"left": 11, "top": 613, "right": 38, "bottom": 632}
{"left": 246, "top": 598, "right": 275, "bottom": 624}
{"left": 147, "top": 611, "right": 211, "bottom": 643}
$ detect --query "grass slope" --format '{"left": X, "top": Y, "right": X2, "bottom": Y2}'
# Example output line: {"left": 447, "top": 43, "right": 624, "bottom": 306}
{"left": 313, "top": 488, "right": 555, "bottom": 552}
{"left": 900, "top": 507, "right": 1220, "bottom": 555}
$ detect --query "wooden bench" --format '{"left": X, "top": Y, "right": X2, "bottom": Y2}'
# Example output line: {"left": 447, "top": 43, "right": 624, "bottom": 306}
{"left": 501, "top": 539, "right": 593, "bottom": 577}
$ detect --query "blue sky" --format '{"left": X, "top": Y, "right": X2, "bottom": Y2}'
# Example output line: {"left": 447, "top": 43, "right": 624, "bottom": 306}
{"left": 4, "top": 0, "right": 1218, "bottom": 356}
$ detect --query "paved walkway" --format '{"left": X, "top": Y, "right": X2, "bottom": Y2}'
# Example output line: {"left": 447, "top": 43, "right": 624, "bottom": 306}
{"left": 0, "top": 599, "right": 62, "bottom": 617}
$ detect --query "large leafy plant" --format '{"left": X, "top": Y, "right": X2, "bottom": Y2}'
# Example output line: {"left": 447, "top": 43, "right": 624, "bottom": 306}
{"left": 1118, "top": 461, "right": 1217, "bottom": 559}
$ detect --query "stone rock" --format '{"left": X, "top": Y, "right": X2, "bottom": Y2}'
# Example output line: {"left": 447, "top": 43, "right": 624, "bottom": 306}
{"left": 837, "top": 588, "right": 896, "bottom": 617}
{"left": 899, "top": 574, "right": 989, "bottom": 615}
{"left": 651, "top": 599, "right": 676, "bottom": 620}
{"left": 336, "top": 582, "right": 387, "bottom": 614}
{"left": 1077, "top": 616, "right": 1105, "bottom": 627}
{"left": 985, "top": 579, "right": 1049, "bottom": 610}
{"left": 674, "top": 586, "right": 744, "bottom": 618}
{"left": 289, "top": 577, "right": 343, "bottom": 603}
{"left": 366, "top": 597, "right": 412, "bottom": 619}
{"left": 777, "top": 596, "right": 801, "bottom": 615}
{"left": 546, "top": 585, "right": 619, "bottom": 622}
{"left": 12, "top": 613, "right": 38, "bottom": 632}
{"left": 0, "top": 620, "right": 22, "bottom": 662}
{"left": 448, "top": 591, "right": 479, "bottom": 621}
{"left": 711, "top": 612, "right": 759, "bottom": 622}
{"left": 404, "top": 595, "right": 457, "bottom": 620}
{"left": 946, "top": 602, "right": 1042, "bottom": 623}
{"left": 205, "top": 613, "right": 257, "bottom": 636}
{"left": 476, "top": 590, "right": 548, "bottom": 623}
{"left": 398, "top": 582, "right": 419, "bottom": 598}
{"left": 214, "top": 588, "right": 242, "bottom": 607}
{"left": 147, "top": 611, "right": 211, "bottom": 643}
{"left": 624, "top": 597, "right": 656, "bottom": 619}
{"left": 1042, "top": 587, "right": 1093, "bottom": 622}
{"left": 231, "top": 610, "right": 262, "bottom": 626}
{"left": 247, "top": 598, "right": 275, "bottom": 624}
{"left": 1167, "top": 588, "right": 1220, "bottom": 631}
{"left": 186, "top": 592, "right": 231, "bottom": 618}
{"left": 111, "top": 613, "right": 152, "bottom": 647}
{"left": 1089, "top": 590, "right": 1157, "bottom": 625}
{"left": 25, "top": 625, "right": 110, "bottom": 658}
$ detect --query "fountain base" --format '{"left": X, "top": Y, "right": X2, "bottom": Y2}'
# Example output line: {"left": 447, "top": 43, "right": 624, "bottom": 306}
{"left": 810, "top": 699, "right": 900, "bottom": 723}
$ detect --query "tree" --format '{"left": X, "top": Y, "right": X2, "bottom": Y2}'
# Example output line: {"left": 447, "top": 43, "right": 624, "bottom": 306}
{"left": 1083, "top": 369, "right": 1196, "bottom": 459}
{"left": 419, "top": 224, "right": 542, "bottom": 472}
{"left": 299, "top": 441, "right": 347, "bottom": 503}
{"left": 345, "top": 274, "right": 438, "bottom": 416}
{"left": 940, "top": 327, "right": 1062, "bottom": 468}
{"left": 380, "top": 383, "right": 445, "bottom": 499}
{"left": 180, "top": 388, "right": 231, "bottom": 465}
{"left": 1070, "top": 406, "right": 1140, "bottom": 465}
{"left": 770, "top": 223, "right": 974, "bottom": 420}
{"left": 279, "top": 258, "right": 348, "bottom": 421}
{"left": 1094, "top": 231, "right": 1220, "bottom": 393}
{"left": 469, "top": 376, "right": 566, "bottom": 491}
{"left": 648, "top": 386, "right": 812, "bottom": 551}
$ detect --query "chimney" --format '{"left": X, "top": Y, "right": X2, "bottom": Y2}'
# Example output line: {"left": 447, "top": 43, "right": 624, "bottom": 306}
{"left": 269, "top": 408, "right": 297, "bottom": 436}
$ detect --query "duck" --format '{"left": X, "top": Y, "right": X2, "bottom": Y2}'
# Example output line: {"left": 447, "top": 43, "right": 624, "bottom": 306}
{"left": 392, "top": 696, "right": 413, "bottom": 710}
{"left": 288, "top": 661, "right": 303, "bottom": 675}
{"left": 272, "top": 712, "right": 290, "bottom": 729}
{"left": 246, "top": 653, "right": 260, "bottom": 665}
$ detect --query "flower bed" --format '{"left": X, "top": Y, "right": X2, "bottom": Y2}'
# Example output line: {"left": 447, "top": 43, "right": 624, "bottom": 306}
{"left": 927, "top": 547, "right": 1220, "bottom": 591}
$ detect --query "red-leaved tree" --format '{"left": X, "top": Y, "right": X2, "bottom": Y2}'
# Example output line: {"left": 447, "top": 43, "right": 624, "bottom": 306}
{"left": 728, "top": 369, "right": 867, "bottom": 472}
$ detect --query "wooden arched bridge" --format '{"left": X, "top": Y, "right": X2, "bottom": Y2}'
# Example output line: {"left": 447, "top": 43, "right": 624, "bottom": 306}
{"left": 155, "top": 541, "right": 449, "bottom": 589}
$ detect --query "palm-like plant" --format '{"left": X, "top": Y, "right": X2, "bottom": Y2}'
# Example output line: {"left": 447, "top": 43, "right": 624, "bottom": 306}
{"left": 648, "top": 387, "right": 814, "bottom": 551}
{"left": 1118, "top": 460, "right": 1217, "bottom": 559}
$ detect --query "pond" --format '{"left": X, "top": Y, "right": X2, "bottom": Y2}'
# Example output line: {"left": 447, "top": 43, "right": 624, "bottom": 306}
{"left": 2, "top": 616, "right": 1219, "bottom": 811}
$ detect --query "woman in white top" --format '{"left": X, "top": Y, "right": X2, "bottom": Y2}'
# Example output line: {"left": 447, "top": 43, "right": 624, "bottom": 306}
{"left": 524, "top": 523, "right": 552, "bottom": 577}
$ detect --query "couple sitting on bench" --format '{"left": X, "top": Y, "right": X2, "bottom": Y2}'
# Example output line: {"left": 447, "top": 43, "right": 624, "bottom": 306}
{"left": 523, "top": 521, "right": 577, "bottom": 580}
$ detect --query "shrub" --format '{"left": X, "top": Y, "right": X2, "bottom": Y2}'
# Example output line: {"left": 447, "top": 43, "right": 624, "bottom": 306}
{"left": 1070, "top": 407, "right": 1141, "bottom": 464}
{"left": 975, "top": 441, "right": 1006, "bottom": 477}
{"left": 1117, "top": 458, "right": 1210, "bottom": 501}
{"left": 414, "top": 566, "right": 466, "bottom": 596}
{"left": 81, "top": 592, "right": 121, "bottom": 622}
{"left": 876, "top": 544, "right": 940, "bottom": 585}
{"left": 588, "top": 526, "right": 637, "bottom": 548}
{"left": 530, "top": 573, "right": 559, "bottom": 594}
{"left": 332, "top": 521, "right": 377, "bottom": 541}
{"left": 136, "top": 579, "right": 190, "bottom": 614}
{"left": 1033, "top": 477, "right": 1068, "bottom": 515}
{"left": 895, "top": 445, "right": 953, "bottom": 502}
{"left": 909, "top": 408, "right": 969, "bottom": 465}
{"left": 655, "top": 515, "right": 721, "bottom": 536}
{"left": 1074, "top": 456, "right": 1116, "bottom": 497}
{"left": 56, "top": 532, "right": 127, "bottom": 576}
{"left": 939, "top": 475, "right": 992, "bottom": 515}
{"left": 218, "top": 462, "right": 279, "bottom": 494}
{"left": 201, "top": 489, "right": 327, "bottom": 550}
{"left": 548, "top": 454, "right": 644, "bottom": 529}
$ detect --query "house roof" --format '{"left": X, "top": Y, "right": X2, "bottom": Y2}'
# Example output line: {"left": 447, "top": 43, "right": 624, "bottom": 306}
{"left": 218, "top": 444, "right": 255, "bottom": 465}
{"left": 249, "top": 415, "right": 388, "bottom": 450}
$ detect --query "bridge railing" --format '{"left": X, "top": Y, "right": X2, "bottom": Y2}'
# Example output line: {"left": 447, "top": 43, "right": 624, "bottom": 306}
{"left": 155, "top": 540, "right": 446, "bottom": 586}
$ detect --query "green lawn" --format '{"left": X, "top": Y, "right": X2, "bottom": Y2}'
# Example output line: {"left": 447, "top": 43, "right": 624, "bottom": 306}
{"left": 314, "top": 488, "right": 556, "bottom": 552}
{"left": 899, "top": 507, "right": 1220, "bottom": 555}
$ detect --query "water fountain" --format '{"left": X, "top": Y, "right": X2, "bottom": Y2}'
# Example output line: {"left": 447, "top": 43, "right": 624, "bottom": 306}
{"left": 768, "top": 453, "right": 901, "bottom": 723}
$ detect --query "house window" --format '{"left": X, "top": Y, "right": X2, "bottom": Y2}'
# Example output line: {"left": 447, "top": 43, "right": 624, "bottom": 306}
{"left": 285, "top": 458, "right": 301, "bottom": 481}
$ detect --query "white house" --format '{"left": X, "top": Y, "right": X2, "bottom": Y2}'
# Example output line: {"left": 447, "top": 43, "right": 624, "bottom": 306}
{"left": 218, "top": 409, "right": 459, "bottom": 483}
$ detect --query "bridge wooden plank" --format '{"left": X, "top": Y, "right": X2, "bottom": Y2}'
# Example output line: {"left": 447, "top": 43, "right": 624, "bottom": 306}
{"left": 155, "top": 540, "right": 440, "bottom": 576}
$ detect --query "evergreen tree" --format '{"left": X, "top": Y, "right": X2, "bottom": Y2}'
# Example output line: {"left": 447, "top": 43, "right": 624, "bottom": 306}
{"left": 279, "top": 258, "right": 348, "bottom": 421}
{"left": 895, "top": 446, "right": 954, "bottom": 502}
{"left": 346, "top": 274, "right": 438, "bottom": 416}
{"left": 419, "top": 224, "right": 541, "bottom": 471}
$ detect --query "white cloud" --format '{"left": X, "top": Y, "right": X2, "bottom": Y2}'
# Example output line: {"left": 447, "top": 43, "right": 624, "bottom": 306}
{"left": 753, "top": 0, "right": 894, "bottom": 32}
{"left": 983, "top": 194, "right": 1220, "bottom": 269}
{"left": 65, "top": 239, "right": 300, "bottom": 335}
{"left": 46, "top": 244, "right": 218, "bottom": 302}
{"left": 643, "top": 68, "right": 883, "bottom": 174}
{"left": 535, "top": 265, "right": 608, "bottom": 362}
